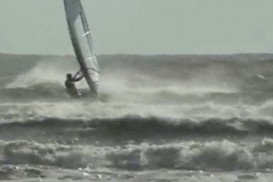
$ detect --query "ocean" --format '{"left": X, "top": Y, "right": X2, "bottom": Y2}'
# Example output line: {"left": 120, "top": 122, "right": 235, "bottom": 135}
{"left": 1, "top": 53, "right": 273, "bottom": 181}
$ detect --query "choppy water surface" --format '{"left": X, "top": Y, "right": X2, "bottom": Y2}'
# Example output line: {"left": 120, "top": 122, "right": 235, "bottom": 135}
{"left": 1, "top": 53, "right": 273, "bottom": 181}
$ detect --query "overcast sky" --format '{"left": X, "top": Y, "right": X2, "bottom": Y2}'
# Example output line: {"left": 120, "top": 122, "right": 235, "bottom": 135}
{"left": 0, "top": 0, "right": 273, "bottom": 55}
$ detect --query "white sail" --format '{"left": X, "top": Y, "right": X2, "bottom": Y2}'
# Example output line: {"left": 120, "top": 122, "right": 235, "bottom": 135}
{"left": 64, "top": 0, "right": 99, "bottom": 98}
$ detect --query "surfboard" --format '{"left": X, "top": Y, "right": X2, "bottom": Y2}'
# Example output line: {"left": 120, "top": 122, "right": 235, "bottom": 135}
{"left": 63, "top": 0, "right": 99, "bottom": 99}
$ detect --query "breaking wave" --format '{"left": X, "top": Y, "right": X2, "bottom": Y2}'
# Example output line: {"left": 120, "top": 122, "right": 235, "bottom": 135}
{"left": 1, "top": 53, "right": 273, "bottom": 104}
{"left": 2, "top": 138, "right": 273, "bottom": 171}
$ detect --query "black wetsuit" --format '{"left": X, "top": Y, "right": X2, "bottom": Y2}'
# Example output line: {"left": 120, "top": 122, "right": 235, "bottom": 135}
{"left": 65, "top": 80, "right": 79, "bottom": 98}
{"left": 65, "top": 75, "right": 83, "bottom": 98}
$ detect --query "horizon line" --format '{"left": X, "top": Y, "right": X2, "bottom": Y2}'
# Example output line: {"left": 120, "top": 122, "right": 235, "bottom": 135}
{"left": 1, "top": 52, "right": 273, "bottom": 57}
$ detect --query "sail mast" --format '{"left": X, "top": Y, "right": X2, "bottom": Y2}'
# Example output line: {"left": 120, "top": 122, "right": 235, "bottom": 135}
{"left": 63, "top": 0, "right": 99, "bottom": 99}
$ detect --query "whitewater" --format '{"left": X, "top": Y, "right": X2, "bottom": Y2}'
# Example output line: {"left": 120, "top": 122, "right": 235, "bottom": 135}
{"left": 1, "top": 53, "right": 273, "bottom": 181}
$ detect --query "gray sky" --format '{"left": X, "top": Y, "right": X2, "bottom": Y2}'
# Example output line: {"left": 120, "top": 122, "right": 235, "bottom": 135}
{"left": 0, "top": 0, "right": 273, "bottom": 55}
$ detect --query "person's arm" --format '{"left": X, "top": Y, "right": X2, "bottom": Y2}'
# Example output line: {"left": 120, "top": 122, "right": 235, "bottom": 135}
{"left": 73, "top": 71, "right": 84, "bottom": 82}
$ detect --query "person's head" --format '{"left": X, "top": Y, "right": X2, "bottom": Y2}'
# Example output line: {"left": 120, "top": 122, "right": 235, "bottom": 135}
{"left": 66, "top": 73, "right": 73, "bottom": 80}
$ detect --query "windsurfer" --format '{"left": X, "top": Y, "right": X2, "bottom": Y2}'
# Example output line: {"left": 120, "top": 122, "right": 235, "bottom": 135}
{"left": 65, "top": 71, "right": 84, "bottom": 98}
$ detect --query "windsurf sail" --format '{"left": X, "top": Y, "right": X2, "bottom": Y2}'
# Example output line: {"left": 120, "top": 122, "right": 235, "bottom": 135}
{"left": 63, "top": 0, "right": 99, "bottom": 99}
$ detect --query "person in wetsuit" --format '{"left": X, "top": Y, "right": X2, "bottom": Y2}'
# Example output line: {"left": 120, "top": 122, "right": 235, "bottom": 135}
{"left": 65, "top": 71, "right": 84, "bottom": 98}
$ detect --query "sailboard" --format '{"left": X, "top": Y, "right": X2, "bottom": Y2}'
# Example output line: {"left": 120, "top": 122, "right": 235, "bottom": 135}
{"left": 63, "top": 0, "right": 99, "bottom": 99}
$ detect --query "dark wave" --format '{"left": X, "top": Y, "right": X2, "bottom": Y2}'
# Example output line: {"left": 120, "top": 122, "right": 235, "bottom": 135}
{"left": 1, "top": 116, "right": 273, "bottom": 145}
